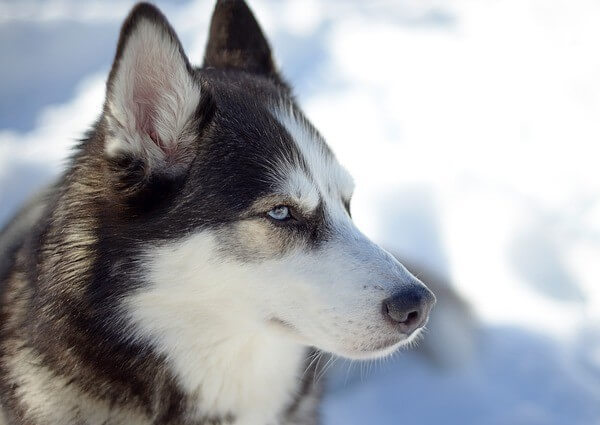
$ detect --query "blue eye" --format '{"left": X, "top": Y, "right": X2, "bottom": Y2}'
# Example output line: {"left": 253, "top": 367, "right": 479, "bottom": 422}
{"left": 267, "top": 205, "right": 291, "bottom": 221}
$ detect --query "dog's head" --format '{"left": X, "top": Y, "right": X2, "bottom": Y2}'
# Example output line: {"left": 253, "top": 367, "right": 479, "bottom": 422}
{"left": 102, "top": 2, "right": 434, "bottom": 362}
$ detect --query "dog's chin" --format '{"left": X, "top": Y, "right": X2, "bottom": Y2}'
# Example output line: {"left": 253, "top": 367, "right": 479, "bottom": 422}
{"left": 267, "top": 318, "right": 423, "bottom": 360}
{"left": 333, "top": 331, "right": 420, "bottom": 360}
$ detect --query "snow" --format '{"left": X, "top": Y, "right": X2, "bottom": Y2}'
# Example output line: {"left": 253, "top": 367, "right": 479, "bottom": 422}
{"left": 327, "top": 329, "right": 600, "bottom": 425}
{"left": 1, "top": 0, "right": 599, "bottom": 423}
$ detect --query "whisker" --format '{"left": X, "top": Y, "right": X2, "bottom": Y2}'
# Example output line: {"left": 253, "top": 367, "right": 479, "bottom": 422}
{"left": 316, "top": 355, "right": 337, "bottom": 383}
{"left": 312, "top": 352, "right": 325, "bottom": 385}
{"left": 302, "top": 351, "right": 321, "bottom": 380}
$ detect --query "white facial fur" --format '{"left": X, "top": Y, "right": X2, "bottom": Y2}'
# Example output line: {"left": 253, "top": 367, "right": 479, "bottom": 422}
{"left": 125, "top": 234, "right": 306, "bottom": 424}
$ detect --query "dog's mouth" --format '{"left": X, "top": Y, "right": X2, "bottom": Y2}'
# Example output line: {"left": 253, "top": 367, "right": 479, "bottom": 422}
{"left": 267, "top": 317, "right": 312, "bottom": 345}
{"left": 268, "top": 317, "right": 297, "bottom": 331}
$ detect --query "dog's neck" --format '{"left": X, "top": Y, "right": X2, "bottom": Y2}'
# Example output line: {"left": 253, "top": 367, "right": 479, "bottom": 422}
{"left": 162, "top": 327, "right": 307, "bottom": 424}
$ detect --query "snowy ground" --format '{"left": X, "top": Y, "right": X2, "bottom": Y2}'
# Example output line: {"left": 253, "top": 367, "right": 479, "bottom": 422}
{"left": 1, "top": 0, "right": 599, "bottom": 423}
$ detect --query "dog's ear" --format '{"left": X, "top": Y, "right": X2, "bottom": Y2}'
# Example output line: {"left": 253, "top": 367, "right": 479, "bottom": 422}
{"left": 104, "top": 3, "right": 202, "bottom": 185}
{"left": 203, "top": 0, "right": 278, "bottom": 78}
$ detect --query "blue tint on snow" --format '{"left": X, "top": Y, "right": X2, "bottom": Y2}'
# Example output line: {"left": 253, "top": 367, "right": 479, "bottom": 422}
{"left": 0, "top": 21, "right": 118, "bottom": 132}
{"left": 325, "top": 327, "right": 600, "bottom": 425}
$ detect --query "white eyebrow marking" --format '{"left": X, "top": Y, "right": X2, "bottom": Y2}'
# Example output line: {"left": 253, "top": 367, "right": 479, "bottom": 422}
{"left": 270, "top": 103, "right": 355, "bottom": 214}
{"left": 281, "top": 168, "right": 320, "bottom": 211}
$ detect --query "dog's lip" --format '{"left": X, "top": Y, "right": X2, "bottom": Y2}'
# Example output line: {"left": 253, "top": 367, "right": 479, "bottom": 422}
{"left": 267, "top": 317, "right": 314, "bottom": 345}
{"left": 268, "top": 317, "right": 296, "bottom": 329}
{"left": 267, "top": 317, "right": 303, "bottom": 336}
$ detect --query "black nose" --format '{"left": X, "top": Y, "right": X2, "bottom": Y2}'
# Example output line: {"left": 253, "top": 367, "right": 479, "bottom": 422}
{"left": 382, "top": 286, "right": 435, "bottom": 334}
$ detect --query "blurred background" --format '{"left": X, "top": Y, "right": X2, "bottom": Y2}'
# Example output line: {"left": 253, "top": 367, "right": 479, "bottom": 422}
{"left": 1, "top": 0, "right": 599, "bottom": 423}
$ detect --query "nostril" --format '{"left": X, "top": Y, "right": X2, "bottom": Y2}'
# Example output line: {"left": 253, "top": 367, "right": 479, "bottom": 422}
{"left": 403, "top": 310, "right": 420, "bottom": 326}
{"left": 382, "top": 298, "right": 420, "bottom": 324}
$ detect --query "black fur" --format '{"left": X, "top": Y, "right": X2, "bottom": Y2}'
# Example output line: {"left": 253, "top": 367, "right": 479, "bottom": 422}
{"left": 204, "top": 0, "right": 280, "bottom": 80}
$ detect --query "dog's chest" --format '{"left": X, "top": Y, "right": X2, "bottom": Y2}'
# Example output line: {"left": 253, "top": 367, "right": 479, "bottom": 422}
{"left": 180, "top": 337, "right": 307, "bottom": 425}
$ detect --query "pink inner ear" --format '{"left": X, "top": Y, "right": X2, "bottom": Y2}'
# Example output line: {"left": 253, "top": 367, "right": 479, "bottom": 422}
{"left": 131, "top": 82, "right": 185, "bottom": 170}
{"left": 147, "top": 126, "right": 163, "bottom": 148}
{"left": 133, "top": 82, "right": 169, "bottom": 154}
{"left": 107, "top": 18, "right": 201, "bottom": 174}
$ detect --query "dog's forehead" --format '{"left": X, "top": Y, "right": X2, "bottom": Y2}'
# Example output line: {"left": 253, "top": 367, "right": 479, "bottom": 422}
{"left": 199, "top": 71, "right": 354, "bottom": 210}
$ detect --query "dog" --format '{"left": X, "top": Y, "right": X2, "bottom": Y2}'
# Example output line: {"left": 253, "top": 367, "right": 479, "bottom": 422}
{"left": 0, "top": 2, "right": 436, "bottom": 424}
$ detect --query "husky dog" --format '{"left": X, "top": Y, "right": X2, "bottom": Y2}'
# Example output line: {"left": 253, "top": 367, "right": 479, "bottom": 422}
{"left": 0, "top": 1, "right": 435, "bottom": 424}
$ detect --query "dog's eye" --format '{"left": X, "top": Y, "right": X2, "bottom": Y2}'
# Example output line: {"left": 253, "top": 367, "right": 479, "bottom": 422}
{"left": 267, "top": 205, "right": 291, "bottom": 221}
